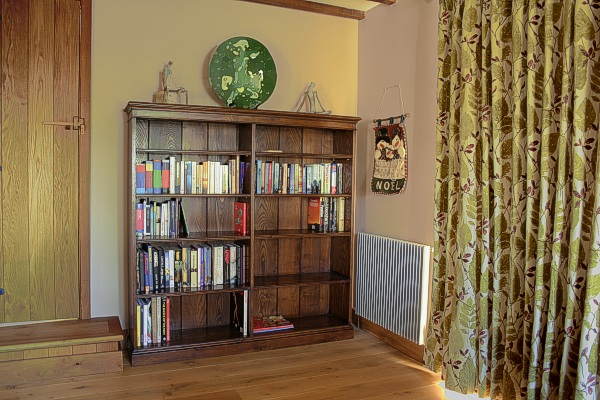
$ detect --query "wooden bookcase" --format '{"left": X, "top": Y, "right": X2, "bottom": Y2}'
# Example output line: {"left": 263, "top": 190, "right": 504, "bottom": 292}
{"left": 125, "top": 102, "right": 359, "bottom": 366}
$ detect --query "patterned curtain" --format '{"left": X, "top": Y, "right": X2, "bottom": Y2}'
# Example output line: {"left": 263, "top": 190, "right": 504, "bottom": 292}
{"left": 424, "top": 1, "right": 600, "bottom": 399}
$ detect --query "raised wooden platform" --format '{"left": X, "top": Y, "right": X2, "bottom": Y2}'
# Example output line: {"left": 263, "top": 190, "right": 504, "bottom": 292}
{"left": 0, "top": 316, "right": 123, "bottom": 385}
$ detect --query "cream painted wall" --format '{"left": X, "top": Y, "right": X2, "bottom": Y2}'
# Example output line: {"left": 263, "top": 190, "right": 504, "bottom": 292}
{"left": 357, "top": 0, "right": 438, "bottom": 246}
{"left": 90, "top": 0, "right": 358, "bottom": 323}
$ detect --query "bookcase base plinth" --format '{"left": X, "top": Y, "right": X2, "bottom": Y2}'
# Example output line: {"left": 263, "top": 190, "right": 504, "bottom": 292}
{"left": 129, "top": 323, "right": 354, "bottom": 367}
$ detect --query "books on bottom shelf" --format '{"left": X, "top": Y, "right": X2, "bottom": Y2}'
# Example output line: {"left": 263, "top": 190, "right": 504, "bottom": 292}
{"left": 307, "top": 197, "right": 345, "bottom": 233}
{"left": 136, "top": 296, "right": 171, "bottom": 347}
{"left": 230, "top": 290, "right": 248, "bottom": 337}
{"left": 252, "top": 315, "right": 294, "bottom": 334}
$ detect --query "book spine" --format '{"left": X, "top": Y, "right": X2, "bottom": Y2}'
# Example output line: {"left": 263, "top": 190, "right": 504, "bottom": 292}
{"left": 213, "top": 246, "right": 224, "bottom": 285}
{"left": 153, "top": 160, "right": 162, "bottom": 194}
{"left": 190, "top": 247, "right": 198, "bottom": 288}
{"left": 169, "top": 156, "right": 176, "bottom": 194}
{"left": 136, "top": 164, "right": 145, "bottom": 194}
{"left": 199, "top": 246, "right": 205, "bottom": 287}
{"left": 165, "top": 297, "right": 171, "bottom": 342}
{"left": 255, "top": 160, "right": 262, "bottom": 194}
{"left": 243, "top": 290, "right": 248, "bottom": 337}
{"left": 229, "top": 245, "right": 237, "bottom": 286}
{"left": 191, "top": 161, "right": 197, "bottom": 194}
{"left": 338, "top": 197, "right": 345, "bottom": 232}
{"left": 179, "top": 160, "right": 185, "bottom": 194}
{"left": 174, "top": 248, "right": 182, "bottom": 291}
{"left": 145, "top": 161, "right": 153, "bottom": 194}
{"left": 162, "top": 159, "right": 169, "bottom": 194}
{"left": 161, "top": 297, "right": 167, "bottom": 342}
{"left": 331, "top": 163, "right": 337, "bottom": 194}
{"left": 136, "top": 203, "right": 144, "bottom": 238}
{"left": 202, "top": 162, "right": 209, "bottom": 194}
{"left": 205, "top": 246, "right": 212, "bottom": 286}
{"left": 337, "top": 163, "right": 343, "bottom": 194}
{"left": 136, "top": 301, "right": 142, "bottom": 347}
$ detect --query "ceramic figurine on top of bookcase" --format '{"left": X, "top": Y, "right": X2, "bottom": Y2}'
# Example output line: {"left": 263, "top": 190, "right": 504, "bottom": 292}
{"left": 154, "top": 60, "right": 188, "bottom": 104}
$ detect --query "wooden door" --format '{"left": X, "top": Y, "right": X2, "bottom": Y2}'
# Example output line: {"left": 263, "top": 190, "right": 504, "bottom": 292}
{"left": 0, "top": 0, "right": 91, "bottom": 323}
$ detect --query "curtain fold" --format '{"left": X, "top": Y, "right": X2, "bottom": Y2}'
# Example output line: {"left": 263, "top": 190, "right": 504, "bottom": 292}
{"left": 425, "top": 1, "right": 600, "bottom": 399}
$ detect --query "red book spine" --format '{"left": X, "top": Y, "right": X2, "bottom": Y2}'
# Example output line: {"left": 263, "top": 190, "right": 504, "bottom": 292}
{"left": 162, "top": 160, "right": 170, "bottom": 194}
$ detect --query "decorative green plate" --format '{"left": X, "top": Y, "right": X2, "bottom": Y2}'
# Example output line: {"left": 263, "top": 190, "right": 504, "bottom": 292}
{"left": 208, "top": 37, "right": 277, "bottom": 109}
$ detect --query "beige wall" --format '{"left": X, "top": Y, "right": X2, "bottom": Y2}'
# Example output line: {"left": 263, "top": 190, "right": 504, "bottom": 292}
{"left": 90, "top": 0, "right": 358, "bottom": 322}
{"left": 356, "top": 0, "right": 438, "bottom": 246}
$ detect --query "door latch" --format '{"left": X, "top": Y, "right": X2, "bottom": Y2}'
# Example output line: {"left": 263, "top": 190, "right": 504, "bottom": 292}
{"left": 43, "top": 116, "right": 85, "bottom": 135}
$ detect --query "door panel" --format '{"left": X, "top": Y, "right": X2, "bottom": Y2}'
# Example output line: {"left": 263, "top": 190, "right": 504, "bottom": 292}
{"left": 1, "top": 0, "right": 81, "bottom": 323}
{"left": 2, "top": 0, "right": 30, "bottom": 323}
{"left": 53, "top": 0, "right": 80, "bottom": 320}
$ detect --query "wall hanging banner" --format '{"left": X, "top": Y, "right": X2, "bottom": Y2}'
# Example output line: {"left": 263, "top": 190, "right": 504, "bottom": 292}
{"left": 371, "top": 120, "right": 407, "bottom": 195}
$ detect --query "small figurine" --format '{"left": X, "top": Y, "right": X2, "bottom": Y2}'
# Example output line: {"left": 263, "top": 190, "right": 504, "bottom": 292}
{"left": 155, "top": 61, "right": 188, "bottom": 104}
{"left": 296, "top": 82, "right": 331, "bottom": 114}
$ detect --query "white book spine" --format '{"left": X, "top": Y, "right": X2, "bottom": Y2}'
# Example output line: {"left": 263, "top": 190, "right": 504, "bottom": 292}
{"left": 169, "top": 156, "right": 176, "bottom": 194}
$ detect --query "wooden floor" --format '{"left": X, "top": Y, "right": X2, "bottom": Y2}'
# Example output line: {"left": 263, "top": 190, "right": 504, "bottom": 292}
{"left": 0, "top": 329, "right": 447, "bottom": 400}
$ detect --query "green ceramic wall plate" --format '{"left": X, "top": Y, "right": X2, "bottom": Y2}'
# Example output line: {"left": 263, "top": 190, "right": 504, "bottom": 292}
{"left": 208, "top": 36, "right": 277, "bottom": 109}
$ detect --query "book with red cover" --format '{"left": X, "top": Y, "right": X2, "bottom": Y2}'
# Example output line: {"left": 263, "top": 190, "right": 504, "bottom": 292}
{"left": 234, "top": 201, "right": 249, "bottom": 235}
{"left": 308, "top": 197, "right": 321, "bottom": 231}
{"left": 252, "top": 315, "right": 294, "bottom": 333}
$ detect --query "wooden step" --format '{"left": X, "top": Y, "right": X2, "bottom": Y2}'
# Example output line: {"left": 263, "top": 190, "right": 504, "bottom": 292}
{"left": 0, "top": 316, "right": 123, "bottom": 385}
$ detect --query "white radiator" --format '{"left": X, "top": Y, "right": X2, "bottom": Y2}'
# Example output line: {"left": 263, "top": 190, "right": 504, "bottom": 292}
{"left": 356, "top": 232, "right": 431, "bottom": 345}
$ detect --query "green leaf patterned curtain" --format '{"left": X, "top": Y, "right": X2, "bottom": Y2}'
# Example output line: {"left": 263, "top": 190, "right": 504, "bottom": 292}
{"left": 424, "top": 1, "right": 600, "bottom": 399}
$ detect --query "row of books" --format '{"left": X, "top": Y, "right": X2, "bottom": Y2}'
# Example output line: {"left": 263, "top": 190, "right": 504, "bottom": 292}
{"left": 136, "top": 297, "right": 170, "bottom": 346}
{"left": 135, "top": 199, "right": 179, "bottom": 238}
{"left": 308, "top": 197, "right": 345, "bottom": 232}
{"left": 136, "top": 242, "right": 249, "bottom": 294}
{"left": 255, "top": 161, "right": 344, "bottom": 195}
{"left": 135, "top": 158, "right": 248, "bottom": 195}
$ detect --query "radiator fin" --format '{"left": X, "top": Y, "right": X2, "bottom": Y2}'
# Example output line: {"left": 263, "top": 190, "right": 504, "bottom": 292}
{"left": 356, "top": 232, "right": 430, "bottom": 345}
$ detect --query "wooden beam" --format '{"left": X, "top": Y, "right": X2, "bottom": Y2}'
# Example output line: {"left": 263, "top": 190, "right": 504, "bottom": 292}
{"left": 240, "top": 0, "right": 365, "bottom": 20}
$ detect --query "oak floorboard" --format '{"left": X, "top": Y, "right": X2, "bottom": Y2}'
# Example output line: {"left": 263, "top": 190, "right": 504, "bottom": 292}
{"left": 0, "top": 330, "right": 446, "bottom": 400}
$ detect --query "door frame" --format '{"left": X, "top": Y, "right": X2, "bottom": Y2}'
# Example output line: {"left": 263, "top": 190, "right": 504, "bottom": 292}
{"left": 79, "top": 0, "right": 91, "bottom": 319}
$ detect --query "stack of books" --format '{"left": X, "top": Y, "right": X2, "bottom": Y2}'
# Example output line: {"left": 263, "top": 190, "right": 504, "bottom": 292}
{"left": 252, "top": 315, "right": 294, "bottom": 333}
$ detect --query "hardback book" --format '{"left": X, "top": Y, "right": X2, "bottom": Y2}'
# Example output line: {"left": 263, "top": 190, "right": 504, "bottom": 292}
{"left": 337, "top": 197, "right": 345, "bottom": 232}
{"left": 174, "top": 247, "right": 182, "bottom": 290}
{"left": 136, "top": 164, "right": 146, "bottom": 194}
{"left": 331, "top": 163, "right": 337, "bottom": 194}
{"left": 162, "top": 159, "right": 169, "bottom": 194}
{"left": 308, "top": 197, "right": 321, "bottom": 231}
{"left": 161, "top": 296, "right": 167, "bottom": 342}
{"left": 234, "top": 201, "right": 249, "bottom": 235}
{"left": 230, "top": 290, "right": 248, "bottom": 336}
{"left": 228, "top": 243, "right": 238, "bottom": 286}
{"left": 135, "top": 202, "right": 144, "bottom": 238}
{"left": 252, "top": 315, "right": 294, "bottom": 333}
{"left": 180, "top": 246, "right": 190, "bottom": 289}
{"left": 337, "top": 163, "right": 343, "bottom": 194}
{"left": 145, "top": 161, "right": 153, "bottom": 195}
{"left": 213, "top": 244, "right": 224, "bottom": 286}
{"left": 169, "top": 156, "right": 176, "bottom": 194}
{"left": 153, "top": 160, "right": 162, "bottom": 194}
{"left": 190, "top": 246, "right": 198, "bottom": 288}
{"left": 165, "top": 297, "right": 171, "bottom": 342}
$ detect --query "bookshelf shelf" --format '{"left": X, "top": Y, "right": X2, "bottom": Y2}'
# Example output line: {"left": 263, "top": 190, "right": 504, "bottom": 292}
{"left": 126, "top": 102, "right": 358, "bottom": 366}
{"left": 255, "top": 152, "right": 353, "bottom": 160}
{"left": 253, "top": 229, "right": 352, "bottom": 239}
{"left": 254, "top": 272, "right": 350, "bottom": 288}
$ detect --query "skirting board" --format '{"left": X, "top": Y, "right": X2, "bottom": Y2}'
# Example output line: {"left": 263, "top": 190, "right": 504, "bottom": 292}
{"left": 354, "top": 311, "right": 424, "bottom": 364}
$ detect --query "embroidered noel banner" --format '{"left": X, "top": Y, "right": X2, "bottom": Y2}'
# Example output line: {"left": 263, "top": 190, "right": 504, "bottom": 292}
{"left": 371, "top": 122, "right": 407, "bottom": 195}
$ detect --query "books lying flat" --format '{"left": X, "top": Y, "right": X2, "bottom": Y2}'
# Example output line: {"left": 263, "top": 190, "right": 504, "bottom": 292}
{"left": 252, "top": 315, "right": 294, "bottom": 333}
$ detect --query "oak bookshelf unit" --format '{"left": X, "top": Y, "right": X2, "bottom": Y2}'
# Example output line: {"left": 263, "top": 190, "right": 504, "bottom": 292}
{"left": 125, "top": 102, "right": 359, "bottom": 366}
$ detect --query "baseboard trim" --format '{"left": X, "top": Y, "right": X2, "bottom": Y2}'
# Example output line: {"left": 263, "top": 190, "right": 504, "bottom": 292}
{"left": 354, "top": 311, "right": 424, "bottom": 364}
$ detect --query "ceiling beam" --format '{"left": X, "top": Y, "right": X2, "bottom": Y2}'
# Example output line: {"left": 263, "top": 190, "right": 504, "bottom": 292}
{"left": 369, "top": 0, "right": 396, "bottom": 4}
{"left": 240, "top": 0, "right": 366, "bottom": 20}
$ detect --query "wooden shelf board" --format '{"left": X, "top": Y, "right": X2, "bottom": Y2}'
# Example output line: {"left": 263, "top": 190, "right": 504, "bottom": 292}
{"left": 135, "top": 193, "right": 251, "bottom": 198}
{"left": 132, "top": 325, "right": 242, "bottom": 354}
{"left": 256, "top": 152, "right": 352, "bottom": 159}
{"left": 137, "top": 285, "right": 251, "bottom": 297}
{"left": 254, "top": 272, "right": 350, "bottom": 287}
{"left": 254, "top": 193, "right": 351, "bottom": 198}
{"left": 254, "top": 229, "right": 351, "bottom": 238}
{"left": 137, "top": 231, "right": 250, "bottom": 242}
{"left": 136, "top": 149, "right": 252, "bottom": 156}
{"left": 125, "top": 102, "right": 361, "bottom": 130}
